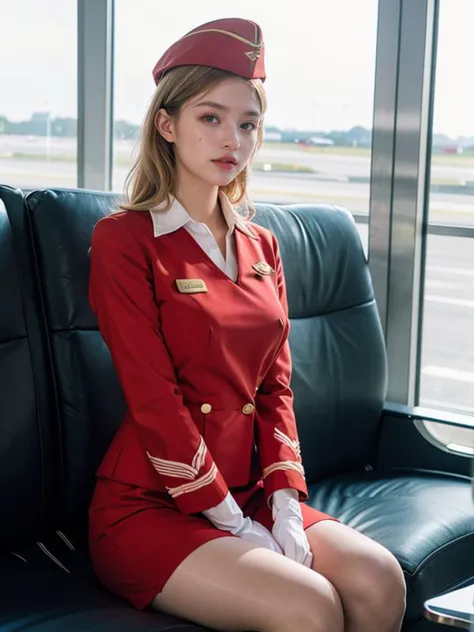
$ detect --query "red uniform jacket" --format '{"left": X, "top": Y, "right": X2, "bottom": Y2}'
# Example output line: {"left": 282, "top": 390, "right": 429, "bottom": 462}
{"left": 89, "top": 208, "right": 308, "bottom": 515}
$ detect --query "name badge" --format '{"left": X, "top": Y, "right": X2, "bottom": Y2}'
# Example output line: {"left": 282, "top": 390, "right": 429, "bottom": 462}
{"left": 175, "top": 279, "right": 208, "bottom": 294}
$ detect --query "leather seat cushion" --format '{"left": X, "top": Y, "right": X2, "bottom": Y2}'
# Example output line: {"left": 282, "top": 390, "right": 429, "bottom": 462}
{"left": 309, "top": 469, "right": 474, "bottom": 623}
{"left": 10, "top": 471, "right": 473, "bottom": 628}
{"left": 0, "top": 554, "right": 206, "bottom": 631}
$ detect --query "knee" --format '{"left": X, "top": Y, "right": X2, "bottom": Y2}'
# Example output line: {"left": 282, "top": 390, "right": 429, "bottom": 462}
{"left": 274, "top": 576, "right": 344, "bottom": 632}
{"left": 351, "top": 548, "right": 406, "bottom": 627}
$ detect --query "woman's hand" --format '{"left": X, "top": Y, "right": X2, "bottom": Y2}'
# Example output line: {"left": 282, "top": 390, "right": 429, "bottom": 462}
{"left": 203, "top": 492, "right": 283, "bottom": 554}
{"left": 271, "top": 489, "right": 313, "bottom": 568}
{"left": 235, "top": 517, "right": 283, "bottom": 553}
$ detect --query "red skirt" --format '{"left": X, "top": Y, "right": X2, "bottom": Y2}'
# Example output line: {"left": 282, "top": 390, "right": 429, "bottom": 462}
{"left": 89, "top": 476, "right": 337, "bottom": 610}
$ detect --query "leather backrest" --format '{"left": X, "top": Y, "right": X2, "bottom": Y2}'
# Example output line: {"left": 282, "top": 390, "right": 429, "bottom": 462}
{"left": 0, "top": 187, "right": 55, "bottom": 548}
{"left": 25, "top": 189, "right": 125, "bottom": 528}
{"left": 252, "top": 204, "right": 387, "bottom": 481}
{"left": 24, "top": 189, "right": 387, "bottom": 527}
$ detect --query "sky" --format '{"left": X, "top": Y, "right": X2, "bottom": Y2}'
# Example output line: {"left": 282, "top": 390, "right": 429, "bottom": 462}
{"left": 0, "top": 0, "right": 473, "bottom": 137}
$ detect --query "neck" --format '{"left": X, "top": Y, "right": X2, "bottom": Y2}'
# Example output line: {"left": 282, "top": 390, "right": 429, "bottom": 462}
{"left": 174, "top": 177, "right": 220, "bottom": 227}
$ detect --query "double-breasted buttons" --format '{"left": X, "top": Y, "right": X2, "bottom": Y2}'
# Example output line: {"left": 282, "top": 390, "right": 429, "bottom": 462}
{"left": 201, "top": 403, "right": 212, "bottom": 414}
{"left": 242, "top": 402, "right": 255, "bottom": 415}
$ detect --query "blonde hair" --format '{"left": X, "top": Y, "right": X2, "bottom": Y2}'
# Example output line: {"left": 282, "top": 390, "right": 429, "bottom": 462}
{"left": 120, "top": 66, "right": 267, "bottom": 217}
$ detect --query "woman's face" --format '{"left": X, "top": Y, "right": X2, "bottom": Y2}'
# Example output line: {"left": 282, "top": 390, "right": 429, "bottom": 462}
{"left": 157, "top": 77, "right": 262, "bottom": 188}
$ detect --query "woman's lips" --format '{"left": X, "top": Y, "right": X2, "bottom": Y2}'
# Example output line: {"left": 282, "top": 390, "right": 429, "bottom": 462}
{"left": 212, "top": 159, "right": 237, "bottom": 170}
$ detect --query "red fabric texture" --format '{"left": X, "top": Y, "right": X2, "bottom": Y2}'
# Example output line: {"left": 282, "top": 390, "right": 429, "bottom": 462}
{"left": 152, "top": 18, "right": 265, "bottom": 84}
{"left": 89, "top": 478, "right": 336, "bottom": 610}
{"left": 89, "top": 212, "right": 308, "bottom": 514}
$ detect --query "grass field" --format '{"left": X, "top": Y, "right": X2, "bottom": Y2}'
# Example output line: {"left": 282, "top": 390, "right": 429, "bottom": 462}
{"left": 262, "top": 142, "right": 474, "bottom": 167}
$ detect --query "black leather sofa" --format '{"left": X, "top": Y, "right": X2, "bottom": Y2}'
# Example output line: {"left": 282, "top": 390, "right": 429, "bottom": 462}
{"left": 0, "top": 184, "right": 472, "bottom": 632}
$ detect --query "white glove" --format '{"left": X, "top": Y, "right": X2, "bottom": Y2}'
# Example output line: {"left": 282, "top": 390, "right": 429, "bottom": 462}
{"left": 271, "top": 488, "right": 313, "bottom": 568}
{"left": 203, "top": 492, "right": 283, "bottom": 554}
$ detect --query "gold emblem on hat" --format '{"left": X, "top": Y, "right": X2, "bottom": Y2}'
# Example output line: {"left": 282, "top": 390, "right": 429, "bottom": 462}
{"left": 176, "top": 279, "right": 208, "bottom": 294}
{"left": 245, "top": 50, "right": 261, "bottom": 62}
{"left": 252, "top": 262, "right": 275, "bottom": 276}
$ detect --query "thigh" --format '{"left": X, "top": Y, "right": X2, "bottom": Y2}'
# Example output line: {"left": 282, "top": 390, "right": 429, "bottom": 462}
{"left": 305, "top": 520, "right": 405, "bottom": 604}
{"left": 152, "top": 536, "right": 341, "bottom": 632}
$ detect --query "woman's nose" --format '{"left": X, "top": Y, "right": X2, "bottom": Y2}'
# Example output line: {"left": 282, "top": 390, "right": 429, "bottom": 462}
{"left": 221, "top": 126, "right": 240, "bottom": 150}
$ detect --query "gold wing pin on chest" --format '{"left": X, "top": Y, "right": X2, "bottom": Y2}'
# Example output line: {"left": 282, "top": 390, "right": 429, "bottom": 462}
{"left": 252, "top": 261, "right": 275, "bottom": 278}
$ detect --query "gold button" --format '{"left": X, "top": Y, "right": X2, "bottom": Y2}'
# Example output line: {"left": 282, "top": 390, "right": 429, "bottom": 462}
{"left": 242, "top": 403, "right": 255, "bottom": 415}
{"left": 201, "top": 403, "right": 212, "bottom": 414}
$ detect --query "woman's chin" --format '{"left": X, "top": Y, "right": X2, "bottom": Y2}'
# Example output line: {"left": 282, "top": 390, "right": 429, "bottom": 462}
{"left": 203, "top": 173, "right": 237, "bottom": 188}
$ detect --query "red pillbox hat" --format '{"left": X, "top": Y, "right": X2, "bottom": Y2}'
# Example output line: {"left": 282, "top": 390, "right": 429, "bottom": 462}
{"left": 152, "top": 18, "right": 265, "bottom": 85}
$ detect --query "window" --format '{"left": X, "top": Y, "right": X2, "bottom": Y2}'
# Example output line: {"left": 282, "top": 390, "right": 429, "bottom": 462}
{"left": 418, "top": 0, "right": 474, "bottom": 418}
{"left": 420, "top": 235, "right": 474, "bottom": 415}
{"left": 0, "top": 1, "right": 77, "bottom": 189}
{"left": 113, "top": 1, "right": 378, "bottom": 249}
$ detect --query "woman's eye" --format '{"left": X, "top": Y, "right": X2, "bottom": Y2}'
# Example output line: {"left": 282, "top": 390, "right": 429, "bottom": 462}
{"left": 241, "top": 122, "right": 257, "bottom": 131}
{"left": 202, "top": 114, "right": 219, "bottom": 123}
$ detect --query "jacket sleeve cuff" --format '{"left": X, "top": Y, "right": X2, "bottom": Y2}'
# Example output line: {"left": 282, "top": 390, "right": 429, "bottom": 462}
{"left": 171, "top": 468, "right": 229, "bottom": 515}
{"left": 263, "top": 468, "right": 308, "bottom": 508}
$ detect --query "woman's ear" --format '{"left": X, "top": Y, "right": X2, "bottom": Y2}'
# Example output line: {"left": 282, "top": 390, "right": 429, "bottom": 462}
{"left": 155, "top": 108, "right": 175, "bottom": 143}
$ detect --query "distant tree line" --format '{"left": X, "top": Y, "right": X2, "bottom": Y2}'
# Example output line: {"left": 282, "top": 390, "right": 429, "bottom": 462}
{"left": 0, "top": 112, "right": 374, "bottom": 147}
{"left": 0, "top": 113, "right": 472, "bottom": 149}
{"left": 0, "top": 113, "right": 136, "bottom": 140}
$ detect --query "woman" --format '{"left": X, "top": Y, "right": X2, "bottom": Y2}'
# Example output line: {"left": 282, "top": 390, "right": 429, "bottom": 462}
{"left": 88, "top": 17, "right": 406, "bottom": 632}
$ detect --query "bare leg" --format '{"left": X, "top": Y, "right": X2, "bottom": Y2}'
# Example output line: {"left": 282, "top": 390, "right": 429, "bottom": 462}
{"left": 152, "top": 536, "right": 344, "bottom": 632}
{"left": 306, "top": 521, "right": 406, "bottom": 632}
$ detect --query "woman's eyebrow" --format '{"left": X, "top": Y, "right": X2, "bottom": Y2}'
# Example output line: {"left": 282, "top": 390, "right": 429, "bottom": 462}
{"left": 194, "top": 100, "right": 261, "bottom": 117}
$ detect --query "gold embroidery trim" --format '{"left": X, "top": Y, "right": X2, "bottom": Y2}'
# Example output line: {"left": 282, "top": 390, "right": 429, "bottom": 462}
{"left": 262, "top": 461, "right": 305, "bottom": 479}
{"left": 179, "top": 28, "right": 263, "bottom": 49}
